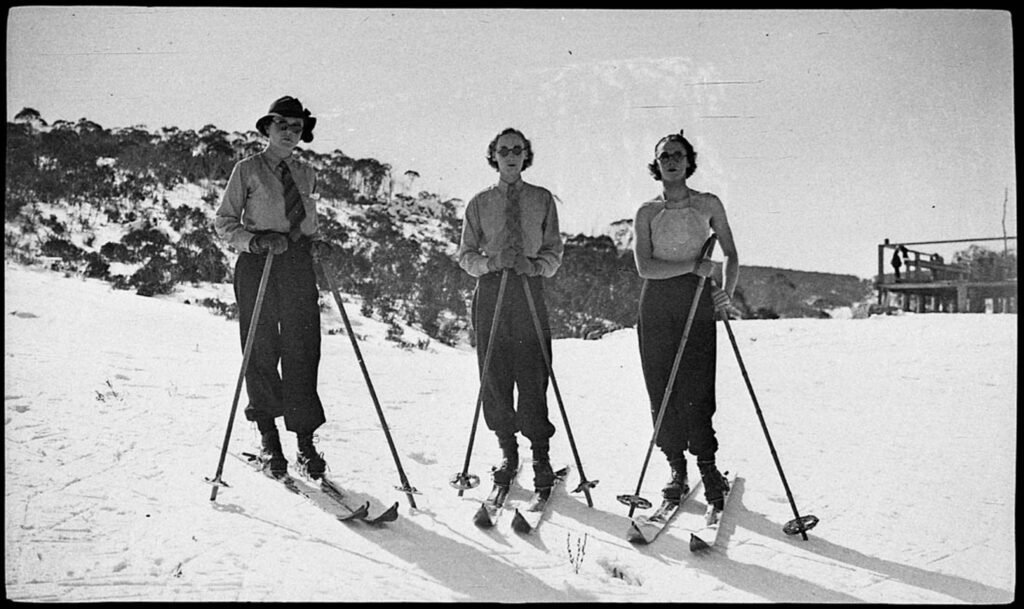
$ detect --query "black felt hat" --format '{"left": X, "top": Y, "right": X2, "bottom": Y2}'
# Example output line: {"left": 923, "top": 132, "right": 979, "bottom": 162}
{"left": 256, "top": 96, "right": 316, "bottom": 143}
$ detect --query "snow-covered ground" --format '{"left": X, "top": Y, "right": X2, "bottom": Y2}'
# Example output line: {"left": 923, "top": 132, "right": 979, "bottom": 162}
{"left": 4, "top": 262, "right": 1016, "bottom": 602}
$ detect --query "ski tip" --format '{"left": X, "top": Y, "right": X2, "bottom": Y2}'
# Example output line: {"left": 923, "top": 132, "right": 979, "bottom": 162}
{"left": 368, "top": 502, "right": 400, "bottom": 525}
{"left": 473, "top": 506, "right": 495, "bottom": 528}
{"left": 626, "top": 525, "right": 649, "bottom": 545}
{"left": 510, "top": 510, "right": 530, "bottom": 534}
{"left": 338, "top": 502, "right": 370, "bottom": 522}
{"left": 689, "top": 533, "right": 710, "bottom": 552}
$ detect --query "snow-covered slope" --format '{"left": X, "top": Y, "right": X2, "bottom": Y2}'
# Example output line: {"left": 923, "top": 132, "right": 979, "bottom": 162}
{"left": 4, "top": 262, "right": 1015, "bottom": 602}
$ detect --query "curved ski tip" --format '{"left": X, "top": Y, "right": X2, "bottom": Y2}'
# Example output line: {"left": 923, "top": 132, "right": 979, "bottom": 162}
{"left": 473, "top": 507, "right": 495, "bottom": 529}
{"left": 689, "top": 534, "right": 710, "bottom": 552}
{"left": 369, "top": 502, "right": 400, "bottom": 525}
{"left": 626, "top": 525, "right": 649, "bottom": 545}
{"left": 511, "top": 510, "right": 531, "bottom": 534}
{"left": 338, "top": 502, "right": 370, "bottom": 522}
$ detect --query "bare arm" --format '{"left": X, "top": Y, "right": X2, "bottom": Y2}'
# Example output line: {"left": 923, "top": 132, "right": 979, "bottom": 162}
{"left": 708, "top": 195, "right": 739, "bottom": 296}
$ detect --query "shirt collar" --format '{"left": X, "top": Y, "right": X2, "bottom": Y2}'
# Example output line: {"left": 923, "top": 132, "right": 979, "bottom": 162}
{"left": 497, "top": 177, "right": 524, "bottom": 195}
{"left": 262, "top": 149, "right": 293, "bottom": 169}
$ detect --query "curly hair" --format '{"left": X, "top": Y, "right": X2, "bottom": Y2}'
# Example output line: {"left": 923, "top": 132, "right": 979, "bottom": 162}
{"left": 648, "top": 130, "right": 697, "bottom": 181}
{"left": 486, "top": 127, "right": 534, "bottom": 171}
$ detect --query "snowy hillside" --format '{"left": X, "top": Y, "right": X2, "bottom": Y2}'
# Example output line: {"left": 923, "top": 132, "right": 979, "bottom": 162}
{"left": 4, "top": 261, "right": 1016, "bottom": 602}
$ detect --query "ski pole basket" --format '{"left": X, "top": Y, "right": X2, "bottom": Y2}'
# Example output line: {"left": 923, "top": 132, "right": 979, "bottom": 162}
{"left": 616, "top": 494, "right": 653, "bottom": 510}
{"left": 783, "top": 514, "right": 820, "bottom": 536}
{"left": 449, "top": 472, "right": 481, "bottom": 490}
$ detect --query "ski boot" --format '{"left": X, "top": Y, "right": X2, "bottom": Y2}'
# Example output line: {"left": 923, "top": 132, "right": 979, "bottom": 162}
{"left": 492, "top": 436, "right": 518, "bottom": 487}
{"left": 531, "top": 441, "right": 555, "bottom": 491}
{"left": 296, "top": 432, "right": 327, "bottom": 480}
{"left": 258, "top": 429, "right": 288, "bottom": 478}
{"left": 661, "top": 456, "right": 689, "bottom": 503}
{"left": 698, "top": 458, "right": 731, "bottom": 511}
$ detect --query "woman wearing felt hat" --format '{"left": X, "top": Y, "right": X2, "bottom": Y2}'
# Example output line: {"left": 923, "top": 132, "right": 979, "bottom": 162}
{"left": 215, "top": 95, "right": 334, "bottom": 480}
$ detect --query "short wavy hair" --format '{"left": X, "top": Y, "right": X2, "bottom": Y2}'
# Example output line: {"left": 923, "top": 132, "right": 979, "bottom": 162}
{"left": 648, "top": 130, "right": 697, "bottom": 181}
{"left": 486, "top": 127, "right": 534, "bottom": 171}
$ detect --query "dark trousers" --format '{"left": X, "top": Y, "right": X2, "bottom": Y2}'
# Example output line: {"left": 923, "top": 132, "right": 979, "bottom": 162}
{"left": 234, "top": 241, "right": 325, "bottom": 435}
{"left": 472, "top": 272, "right": 556, "bottom": 445}
{"left": 638, "top": 274, "right": 718, "bottom": 460}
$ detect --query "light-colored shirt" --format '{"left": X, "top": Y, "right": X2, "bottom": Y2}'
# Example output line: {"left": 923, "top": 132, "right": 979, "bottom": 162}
{"left": 458, "top": 180, "right": 563, "bottom": 278}
{"left": 215, "top": 151, "right": 320, "bottom": 252}
{"left": 649, "top": 203, "right": 711, "bottom": 263}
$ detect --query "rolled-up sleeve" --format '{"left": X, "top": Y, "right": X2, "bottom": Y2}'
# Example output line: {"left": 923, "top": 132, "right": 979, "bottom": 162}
{"left": 532, "top": 192, "right": 563, "bottom": 278}
{"left": 215, "top": 162, "right": 255, "bottom": 253}
{"left": 458, "top": 196, "right": 491, "bottom": 277}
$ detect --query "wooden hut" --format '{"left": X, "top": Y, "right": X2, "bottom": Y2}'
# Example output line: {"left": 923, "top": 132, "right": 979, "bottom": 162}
{"left": 876, "top": 237, "right": 1017, "bottom": 313}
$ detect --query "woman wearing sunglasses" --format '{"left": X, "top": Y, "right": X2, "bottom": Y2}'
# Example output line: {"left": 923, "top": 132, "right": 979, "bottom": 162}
{"left": 457, "top": 127, "right": 564, "bottom": 494}
{"left": 215, "top": 96, "right": 335, "bottom": 480}
{"left": 633, "top": 129, "right": 740, "bottom": 511}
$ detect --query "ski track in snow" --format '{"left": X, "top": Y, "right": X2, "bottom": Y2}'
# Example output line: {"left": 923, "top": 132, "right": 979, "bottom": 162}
{"left": 4, "top": 262, "right": 1016, "bottom": 602}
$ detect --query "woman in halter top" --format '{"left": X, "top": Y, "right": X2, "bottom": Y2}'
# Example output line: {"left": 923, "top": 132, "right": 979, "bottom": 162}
{"left": 632, "top": 130, "right": 739, "bottom": 511}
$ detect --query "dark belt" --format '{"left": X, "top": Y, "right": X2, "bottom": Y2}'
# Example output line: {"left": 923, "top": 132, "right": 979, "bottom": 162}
{"left": 250, "top": 229, "right": 312, "bottom": 246}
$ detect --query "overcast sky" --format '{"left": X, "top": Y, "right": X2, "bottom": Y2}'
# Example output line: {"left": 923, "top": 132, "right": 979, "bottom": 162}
{"left": 6, "top": 7, "right": 1016, "bottom": 277}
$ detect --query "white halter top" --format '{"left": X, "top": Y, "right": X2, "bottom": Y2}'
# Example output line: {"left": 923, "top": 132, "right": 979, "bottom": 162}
{"left": 650, "top": 203, "right": 711, "bottom": 263}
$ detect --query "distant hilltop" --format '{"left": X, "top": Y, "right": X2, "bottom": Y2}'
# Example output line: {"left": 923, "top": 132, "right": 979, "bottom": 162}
{"left": 584, "top": 218, "right": 875, "bottom": 321}
{"left": 6, "top": 109, "right": 876, "bottom": 349}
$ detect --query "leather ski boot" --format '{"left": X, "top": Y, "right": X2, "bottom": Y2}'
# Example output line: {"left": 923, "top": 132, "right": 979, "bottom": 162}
{"left": 492, "top": 435, "right": 518, "bottom": 486}
{"left": 296, "top": 432, "right": 327, "bottom": 480}
{"left": 661, "top": 456, "right": 689, "bottom": 503}
{"left": 531, "top": 441, "right": 555, "bottom": 491}
{"left": 259, "top": 428, "right": 288, "bottom": 478}
{"left": 698, "top": 458, "right": 730, "bottom": 511}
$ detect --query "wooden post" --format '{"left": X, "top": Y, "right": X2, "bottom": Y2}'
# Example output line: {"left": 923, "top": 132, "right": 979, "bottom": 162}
{"left": 877, "top": 242, "right": 886, "bottom": 305}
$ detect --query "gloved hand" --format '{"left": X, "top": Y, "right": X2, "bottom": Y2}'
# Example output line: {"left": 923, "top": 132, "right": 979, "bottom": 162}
{"left": 513, "top": 254, "right": 540, "bottom": 276}
{"left": 310, "top": 239, "right": 333, "bottom": 260}
{"left": 486, "top": 248, "right": 517, "bottom": 273}
{"left": 711, "top": 287, "right": 742, "bottom": 319}
{"left": 250, "top": 233, "right": 288, "bottom": 255}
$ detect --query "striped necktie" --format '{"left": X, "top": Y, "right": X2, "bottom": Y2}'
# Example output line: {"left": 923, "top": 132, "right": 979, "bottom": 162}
{"left": 279, "top": 160, "right": 306, "bottom": 241}
{"left": 504, "top": 182, "right": 523, "bottom": 256}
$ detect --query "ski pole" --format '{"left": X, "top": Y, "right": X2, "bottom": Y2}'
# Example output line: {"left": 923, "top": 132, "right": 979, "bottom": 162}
{"left": 317, "top": 257, "right": 420, "bottom": 509}
{"left": 451, "top": 269, "right": 510, "bottom": 497}
{"left": 208, "top": 252, "right": 275, "bottom": 502}
{"left": 618, "top": 235, "right": 718, "bottom": 517}
{"left": 520, "top": 274, "right": 599, "bottom": 507}
{"left": 715, "top": 293, "right": 819, "bottom": 539}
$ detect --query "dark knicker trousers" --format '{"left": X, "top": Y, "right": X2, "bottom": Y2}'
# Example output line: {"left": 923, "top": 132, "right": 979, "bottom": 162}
{"left": 234, "top": 239, "right": 325, "bottom": 435}
{"left": 637, "top": 273, "right": 718, "bottom": 461}
{"left": 472, "top": 272, "right": 557, "bottom": 445}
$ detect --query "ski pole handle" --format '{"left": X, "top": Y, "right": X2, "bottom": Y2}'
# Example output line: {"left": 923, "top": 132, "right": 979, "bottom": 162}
{"left": 699, "top": 234, "right": 719, "bottom": 261}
